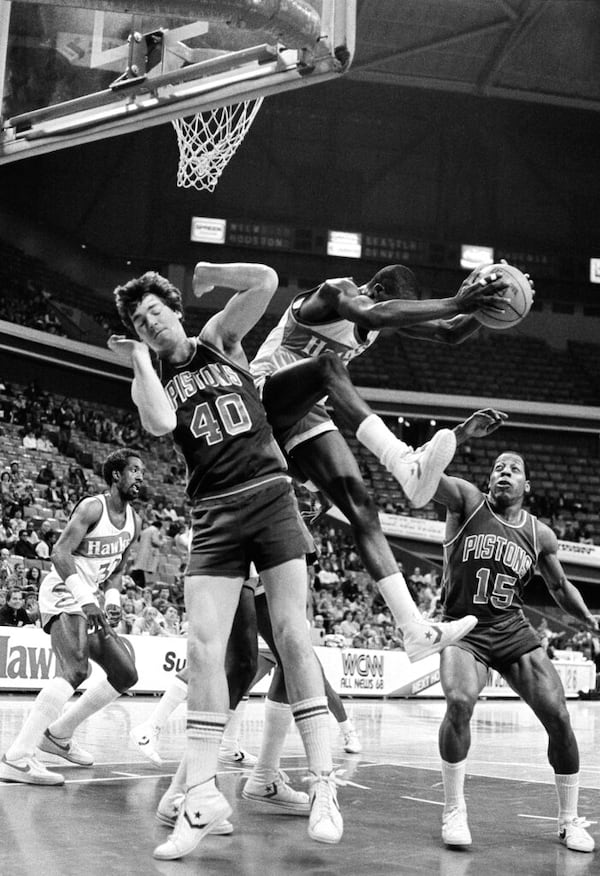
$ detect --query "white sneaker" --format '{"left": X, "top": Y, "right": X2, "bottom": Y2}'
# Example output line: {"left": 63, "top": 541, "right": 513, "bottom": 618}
{"left": 130, "top": 723, "right": 162, "bottom": 766}
{"left": 156, "top": 789, "right": 233, "bottom": 834}
{"left": 153, "top": 780, "right": 233, "bottom": 860}
{"left": 218, "top": 745, "right": 257, "bottom": 767}
{"left": 442, "top": 807, "right": 472, "bottom": 846}
{"left": 0, "top": 753, "right": 64, "bottom": 786}
{"left": 243, "top": 770, "right": 310, "bottom": 814}
{"left": 342, "top": 728, "right": 362, "bottom": 755}
{"left": 386, "top": 429, "right": 457, "bottom": 508}
{"left": 307, "top": 771, "right": 343, "bottom": 844}
{"left": 38, "top": 729, "right": 93, "bottom": 766}
{"left": 558, "top": 817, "right": 596, "bottom": 852}
{"left": 402, "top": 615, "right": 477, "bottom": 662}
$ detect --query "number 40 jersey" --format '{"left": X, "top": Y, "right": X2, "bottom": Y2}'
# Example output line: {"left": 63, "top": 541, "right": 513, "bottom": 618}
{"left": 441, "top": 498, "right": 539, "bottom": 626}
{"left": 160, "top": 336, "right": 287, "bottom": 502}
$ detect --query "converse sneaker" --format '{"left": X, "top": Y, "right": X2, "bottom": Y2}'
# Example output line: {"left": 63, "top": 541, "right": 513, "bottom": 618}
{"left": 385, "top": 429, "right": 457, "bottom": 508}
{"left": 243, "top": 770, "right": 310, "bottom": 814}
{"left": 402, "top": 615, "right": 477, "bottom": 662}
{"left": 38, "top": 729, "right": 93, "bottom": 766}
{"left": 156, "top": 789, "right": 233, "bottom": 834}
{"left": 153, "top": 779, "right": 233, "bottom": 860}
{"left": 307, "top": 771, "right": 343, "bottom": 844}
{"left": 342, "top": 728, "right": 362, "bottom": 755}
{"left": 0, "top": 753, "right": 64, "bottom": 786}
{"left": 129, "top": 723, "right": 162, "bottom": 766}
{"left": 218, "top": 745, "right": 257, "bottom": 767}
{"left": 442, "top": 807, "right": 472, "bottom": 846}
{"left": 558, "top": 817, "right": 596, "bottom": 852}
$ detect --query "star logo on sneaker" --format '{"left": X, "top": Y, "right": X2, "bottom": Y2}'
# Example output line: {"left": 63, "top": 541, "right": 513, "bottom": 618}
{"left": 263, "top": 783, "right": 277, "bottom": 799}
{"left": 424, "top": 625, "right": 442, "bottom": 645}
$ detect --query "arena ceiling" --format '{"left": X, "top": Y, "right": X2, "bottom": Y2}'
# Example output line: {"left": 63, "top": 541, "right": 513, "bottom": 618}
{"left": 350, "top": 0, "right": 600, "bottom": 113}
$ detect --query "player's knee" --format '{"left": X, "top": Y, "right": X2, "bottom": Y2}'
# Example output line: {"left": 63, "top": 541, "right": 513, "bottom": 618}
{"left": 108, "top": 665, "right": 138, "bottom": 693}
{"left": 63, "top": 661, "right": 89, "bottom": 689}
{"left": 317, "top": 352, "right": 347, "bottom": 387}
{"left": 446, "top": 690, "right": 476, "bottom": 723}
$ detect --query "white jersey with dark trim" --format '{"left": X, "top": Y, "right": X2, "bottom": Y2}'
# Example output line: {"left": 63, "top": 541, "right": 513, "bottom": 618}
{"left": 39, "top": 494, "right": 136, "bottom": 606}
{"left": 251, "top": 288, "right": 380, "bottom": 384}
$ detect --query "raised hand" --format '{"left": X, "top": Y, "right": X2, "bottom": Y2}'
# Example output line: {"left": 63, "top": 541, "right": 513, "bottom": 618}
{"left": 456, "top": 408, "right": 508, "bottom": 442}
{"left": 107, "top": 334, "right": 148, "bottom": 365}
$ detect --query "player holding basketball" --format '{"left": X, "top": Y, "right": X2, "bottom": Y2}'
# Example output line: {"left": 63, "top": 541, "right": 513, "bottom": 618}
{"left": 110, "top": 264, "right": 347, "bottom": 859}
{"left": 433, "top": 451, "right": 597, "bottom": 852}
{"left": 197, "top": 260, "right": 509, "bottom": 660}
{"left": 0, "top": 448, "right": 143, "bottom": 786}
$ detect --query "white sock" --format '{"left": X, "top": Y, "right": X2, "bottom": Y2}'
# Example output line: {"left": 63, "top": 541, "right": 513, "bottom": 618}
{"left": 148, "top": 676, "right": 188, "bottom": 732}
{"left": 221, "top": 696, "right": 249, "bottom": 750}
{"left": 555, "top": 773, "right": 579, "bottom": 823}
{"left": 291, "top": 696, "right": 332, "bottom": 775}
{"left": 378, "top": 573, "right": 422, "bottom": 626}
{"left": 338, "top": 718, "right": 354, "bottom": 734}
{"left": 6, "top": 678, "right": 75, "bottom": 760}
{"left": 250, "top": 699, "right": 293, "bottom": 784}
{"left": 441, "top": 759, "right": 467, "bottom": 813}
{"left": 356, "top": 414, "right": 411, "bottom": 462}
{"left": 49, "top": 679, "right": 119, "bottom": 739}
{"left": 186, "top": 710, "right": 226, "bottom": 788}
{"left": 168, "top": 751, "right": 188, "bottom": 796}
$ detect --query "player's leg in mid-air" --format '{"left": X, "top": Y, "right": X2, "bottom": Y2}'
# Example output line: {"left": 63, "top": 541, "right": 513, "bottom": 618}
{"left": 262, "top": 353, "right": 456, "bottom": 508}
{"left": 261, "top": 357, "right": 475, "bottom": 662}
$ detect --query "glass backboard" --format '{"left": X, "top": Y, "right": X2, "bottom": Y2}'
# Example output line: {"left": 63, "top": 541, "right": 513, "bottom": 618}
{"left": 0, "top": 0, "right": 355, "bottom": 163}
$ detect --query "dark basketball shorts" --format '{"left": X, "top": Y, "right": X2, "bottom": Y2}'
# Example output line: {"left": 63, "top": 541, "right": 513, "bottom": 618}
{"left": 444, "top": 611, "right": 542, "bottom": 671}
{"left": 275, "top": 402, "right": 337, "bottom": 454}
{"left": 187, "top": 480, "right": 307, "bottom": 578}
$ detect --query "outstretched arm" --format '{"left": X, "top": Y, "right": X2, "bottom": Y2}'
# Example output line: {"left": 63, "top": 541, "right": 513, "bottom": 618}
{"left": 537, "top": 525, "right": 599, "bottom": 632}
{"left": 195, "top": 262, "right": 279, "bottom": 356}
{"left": 323, "top": 272, "right": 507, "bottom": 331}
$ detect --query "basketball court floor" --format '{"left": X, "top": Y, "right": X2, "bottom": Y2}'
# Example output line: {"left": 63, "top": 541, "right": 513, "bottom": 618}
{"left": 0, "top": 693, "right": 598, "bottom": 876}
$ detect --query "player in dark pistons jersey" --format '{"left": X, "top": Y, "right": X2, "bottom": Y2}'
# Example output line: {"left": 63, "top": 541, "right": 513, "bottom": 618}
{"left": 110, "top": 263, "right": 345, "bottom": 860}
{"left": 432, "top": 450, "right": 598, "bottom": 853}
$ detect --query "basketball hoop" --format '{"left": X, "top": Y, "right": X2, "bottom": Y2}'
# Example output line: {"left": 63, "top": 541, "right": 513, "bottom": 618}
{"left": 171, "top": 98, "right": 263, "bottom": 192}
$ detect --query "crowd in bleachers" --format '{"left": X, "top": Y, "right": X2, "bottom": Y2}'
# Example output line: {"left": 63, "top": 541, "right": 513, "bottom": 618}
{"left": 1, "top": 239, "right": 600, "bottom": 659}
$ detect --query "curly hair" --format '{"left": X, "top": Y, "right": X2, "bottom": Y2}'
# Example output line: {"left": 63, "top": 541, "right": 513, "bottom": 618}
{"left": 102, "top": 447, "right": 142, "bottom": 486}
{"left": 113, "top": 271, "right": 183, "bottom": 333}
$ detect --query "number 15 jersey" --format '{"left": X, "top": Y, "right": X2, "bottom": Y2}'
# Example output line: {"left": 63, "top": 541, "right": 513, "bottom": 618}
{"left": 161, "top": 337, "right": 287, "bottom": 501}
{"left": 441, "top": 498, "right": 539, "bottom": 626}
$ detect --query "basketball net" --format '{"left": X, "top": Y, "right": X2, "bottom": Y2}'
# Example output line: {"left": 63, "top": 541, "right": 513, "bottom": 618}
{"left": 171, "top": 97, "right": 264, "bottom": 192}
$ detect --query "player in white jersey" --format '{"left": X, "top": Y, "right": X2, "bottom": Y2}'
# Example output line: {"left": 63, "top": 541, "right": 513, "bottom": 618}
{"left": 252, "top": 262, "right": 510, "bottom": 661}
{"left": 0, "top": 449, "right": 143, "bottom": 786}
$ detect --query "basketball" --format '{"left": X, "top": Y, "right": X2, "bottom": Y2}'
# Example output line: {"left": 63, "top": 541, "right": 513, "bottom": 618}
{"left": 474, "top": 263, "right": 534, "bottom": 330}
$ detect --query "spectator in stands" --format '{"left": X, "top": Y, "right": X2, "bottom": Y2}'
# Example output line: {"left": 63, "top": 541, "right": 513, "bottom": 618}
{"left": 65, "top": 464, "right": 83, "bottom": 492}
{"left": 24, "top": 593, "right": 40, "bottom": 627}
{"left": 0, "top": 548, "right": 12, "bottom": 576}
{"left": 381, "top": 622, "right": 403, "bottom": 650}
{"left": 131, "top": 605, "right": 168, "bottom": 636}
{"left": 13, "top": 529, "right": 39, "bottom": 560}
{"left": 36, "top": 431, "right": 56, "bottom": 453}
{"left": 339, "top": 610, "right": 360, "bottom": 644}
{"left": 24, "top": 565, "right": 42, "bottom": 589}
{"left": 24, "top": 518, "right": 40, "bottom": 548}
{"left": 35, "top": 530, "right": 59, "bottom": 561}
{"left": 36, "top": 460, "right": 56, "bottom": 486}
{"left": 0, "top": 586, "right": 7, "bottom": 606}
{"left": 22, "top": 428, "right": 38, "bottom": 450}
{"left": 0, "top": 589, "right": 34, "bottom": 627}
{"left": 0, "top": 515, "right": 17, "bottom": 550}
{"left": 130, "top": 517, "right": 164, "bottom": 588}
{"left": 163, "top": 605, "right": 183, "bottom": 636}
